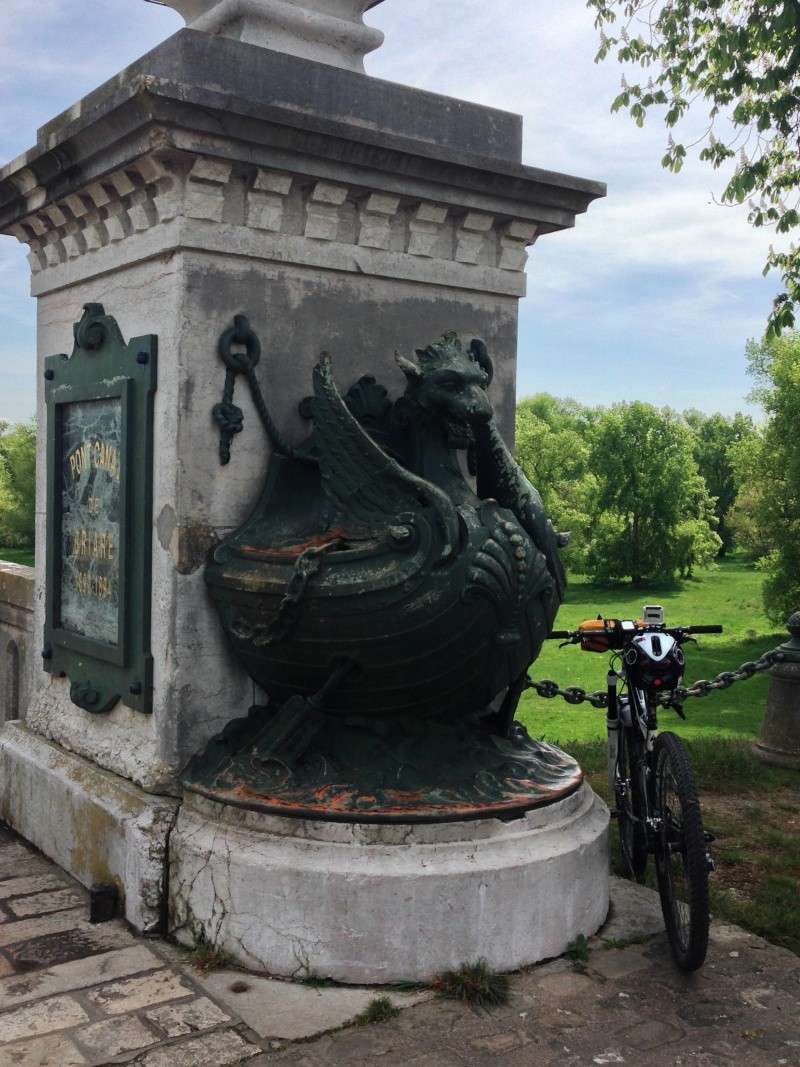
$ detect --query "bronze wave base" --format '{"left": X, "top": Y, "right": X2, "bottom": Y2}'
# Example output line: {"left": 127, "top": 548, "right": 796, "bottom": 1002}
{"left": 182, "top": 704, "right": 583, "bottom": 824}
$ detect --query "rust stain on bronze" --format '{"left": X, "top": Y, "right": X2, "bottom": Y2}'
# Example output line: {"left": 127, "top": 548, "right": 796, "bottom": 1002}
{"left": 194, "top": 767, "right": 584, "bottom": 824}
{"left": 239, "top": 529, "right": 347, "bottom": 561}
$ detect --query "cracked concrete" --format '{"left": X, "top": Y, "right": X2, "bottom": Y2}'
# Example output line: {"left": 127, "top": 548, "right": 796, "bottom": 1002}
{"left": 168, "top": 785, "right": 610, "bottom": 983}
{"left": 1, "top": 821, "right": 798, "bottom": 1067}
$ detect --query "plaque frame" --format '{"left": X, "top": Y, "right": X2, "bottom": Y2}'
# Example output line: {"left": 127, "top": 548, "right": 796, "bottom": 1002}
{"left": 44, "top": 304, "right": 157, "bottom": 714}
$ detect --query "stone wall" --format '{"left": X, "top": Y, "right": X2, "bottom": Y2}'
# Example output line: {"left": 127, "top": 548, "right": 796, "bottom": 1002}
{"left": 0, "top": 562, "right": 35, "bottom": 723}
{"left": 0, "top": 30, "right": 603, "bottom": 793}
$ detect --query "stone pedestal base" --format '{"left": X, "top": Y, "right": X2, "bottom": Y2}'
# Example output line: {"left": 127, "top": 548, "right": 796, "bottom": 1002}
{"left": 753, "top": 658, "right": 800, "bottom": 769}
{"left": 0, "top": 722, "right": 179, "bottom": 933}
{"left": 169, "top": 782, "right": 610, "bottom": 983}
{"left": 753, "top": 740, "right": 800, "bottom": 769}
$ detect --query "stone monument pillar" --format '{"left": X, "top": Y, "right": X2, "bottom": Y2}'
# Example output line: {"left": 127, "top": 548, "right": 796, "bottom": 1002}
{"left": 0, "top": 1, "right": 609, "bottom": 971}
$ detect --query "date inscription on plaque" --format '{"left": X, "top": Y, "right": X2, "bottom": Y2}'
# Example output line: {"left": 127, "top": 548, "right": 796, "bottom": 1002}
{"left": 60, "top": 398, "right": 122, "bottom": 644}
{"left": 44, "top": 304, "right": 157, "bottom": 715}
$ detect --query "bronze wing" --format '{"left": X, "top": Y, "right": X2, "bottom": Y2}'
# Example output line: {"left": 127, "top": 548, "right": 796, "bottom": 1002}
{"left": 311, "top": 354, "right": 459, "bottom": 563}
{"left": 474, "top": 420, "right": 567, "bottom": 600}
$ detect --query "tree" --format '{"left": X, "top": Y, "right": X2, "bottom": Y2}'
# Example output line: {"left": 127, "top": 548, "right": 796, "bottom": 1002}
{"left": 0, "top": 420, "right": 36, "bottom": 547}
{"left": 586, "top": 402, "right": 721, "bottom": 583}
{"left": 589, "top": 1, "right": 800, "bottom": 336}
{"left": 683, "top": 409, "right": 757, "bottom": 554}
{"left": 515, "top": 395, "right": 598, "bottom": 572}
{"left": 730, "top": 332, "right": 800, "bottom": 622}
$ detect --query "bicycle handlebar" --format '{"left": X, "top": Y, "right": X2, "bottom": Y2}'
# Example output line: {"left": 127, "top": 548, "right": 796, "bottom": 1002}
{"left": 546, "top": 622, "right": 723, "bottom": 641}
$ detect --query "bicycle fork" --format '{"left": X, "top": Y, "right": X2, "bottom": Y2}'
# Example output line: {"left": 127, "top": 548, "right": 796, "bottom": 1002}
{"left": 606, "top": 671, "right": 619, "bottom": 804}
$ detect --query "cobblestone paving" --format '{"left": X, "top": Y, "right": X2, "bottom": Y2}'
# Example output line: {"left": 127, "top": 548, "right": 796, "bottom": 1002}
{"left": 0, "top": 824, "right": 798, "bottom": 1066}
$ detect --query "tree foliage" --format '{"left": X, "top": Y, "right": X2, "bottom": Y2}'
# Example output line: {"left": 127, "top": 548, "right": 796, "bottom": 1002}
{"left": 0, "top": 420, "right": 36, "bottom": 548}
{"left": 586, "top": 402, "right": 721, "bottom": 583}
{"left": 515, "top": 397, "right": 722, "bottom": 584}
{"left": 683, "top": 408, "right": 756, "bottom": 553}
{"left": 515, "top": 395, "right": 597, "bottom": 570}
{"left": 730, "top": 332, "right": 800, "bottom": 622}
{"left": 589, "top": 0, "right": 800, "bottom": 336}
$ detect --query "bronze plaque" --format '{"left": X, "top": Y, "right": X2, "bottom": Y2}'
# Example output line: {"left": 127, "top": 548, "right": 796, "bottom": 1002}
{"left": 59, "top": 397, "right": 123, "bottom": 644}
{"left": 44, "top": 304, "right": 156, "bottom": 715}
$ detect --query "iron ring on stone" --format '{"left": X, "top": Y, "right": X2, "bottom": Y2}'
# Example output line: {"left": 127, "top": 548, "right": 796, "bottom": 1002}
{"left": 218, "top": 314, "right": 262, "bottom": 373}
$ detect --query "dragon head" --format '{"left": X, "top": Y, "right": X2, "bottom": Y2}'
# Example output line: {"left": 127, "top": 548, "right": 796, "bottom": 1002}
{"left": 395, "top": 333, "right": 494, "bottom": 435}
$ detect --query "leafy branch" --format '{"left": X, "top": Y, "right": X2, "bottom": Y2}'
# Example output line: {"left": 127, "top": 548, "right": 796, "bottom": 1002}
{"left": 588, "top": 0, "right": 800, "bottom": 337}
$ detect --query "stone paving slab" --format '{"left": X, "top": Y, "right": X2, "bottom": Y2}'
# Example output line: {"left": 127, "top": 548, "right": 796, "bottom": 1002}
{"left": 196, "top": 970, "right": 433, "bottom": 1040}
{"left": 5, "top": 888, "right": 85, "bottom": 919}
{"left": 0, "top": 821, "right": 798, "bottom": 1067}
{"left": 0, "top": 1032, "right": 88, "bottom": 1066}
{"left": 0, "top": 945, "right": 162, "bottom": 1009}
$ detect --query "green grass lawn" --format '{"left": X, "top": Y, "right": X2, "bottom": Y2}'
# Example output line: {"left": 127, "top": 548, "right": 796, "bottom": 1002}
{"left": 519, "top": 558, "right": 784, "bottom": 745}
{"left": 0, "top": 546, "right": 34, "bottom": 567}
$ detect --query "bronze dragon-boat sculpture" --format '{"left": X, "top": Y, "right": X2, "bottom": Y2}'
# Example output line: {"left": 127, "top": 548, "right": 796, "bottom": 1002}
{"left": 184, "top": 318, "right": 582, "bottom": 821}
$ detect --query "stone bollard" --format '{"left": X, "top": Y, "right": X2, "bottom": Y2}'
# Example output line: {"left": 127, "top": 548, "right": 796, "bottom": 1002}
{"left": 754, "top": 611, "right": 800, "bottom": 769}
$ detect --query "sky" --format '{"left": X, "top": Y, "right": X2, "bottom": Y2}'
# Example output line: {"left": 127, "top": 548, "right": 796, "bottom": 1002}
{"left": 0, "top": 0, "right": 780, "bottom": 423}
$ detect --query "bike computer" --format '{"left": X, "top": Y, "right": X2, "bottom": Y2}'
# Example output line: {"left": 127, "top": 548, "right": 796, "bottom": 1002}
{"left": 643, "top": 605, "right": 665, "bottom": 626}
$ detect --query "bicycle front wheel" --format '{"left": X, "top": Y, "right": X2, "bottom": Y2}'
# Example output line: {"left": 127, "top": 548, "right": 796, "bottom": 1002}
{"left": 653, "top": 732, "right": 710, "bottom": 971}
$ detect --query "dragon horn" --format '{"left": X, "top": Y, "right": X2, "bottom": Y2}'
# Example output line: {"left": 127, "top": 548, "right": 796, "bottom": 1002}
{"left": 469, "top": 338, "right": 494, "bottom": 386}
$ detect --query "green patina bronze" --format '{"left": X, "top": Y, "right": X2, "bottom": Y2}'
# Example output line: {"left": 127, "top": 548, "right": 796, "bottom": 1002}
{"left": 44, "top": 304, "right": 157, "bottom": 715}
{"left": 186, "top": 316, "right": 579, "bottom": 822}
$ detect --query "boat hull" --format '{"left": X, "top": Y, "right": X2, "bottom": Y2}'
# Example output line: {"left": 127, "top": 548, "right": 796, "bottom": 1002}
{"left": 207, "top": 489, "right": 558, "bottom": 720}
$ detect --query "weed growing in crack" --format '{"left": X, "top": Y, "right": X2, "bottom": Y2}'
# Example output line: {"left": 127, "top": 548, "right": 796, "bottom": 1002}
{"left": 565, "top": 934, "right": 590, "bottom": 962}
{"left": 301, "top": 974, "right": 336, "bottom": 988}
{"left": 600, "top": 934, "right": 650, "bottom": 951}
{"left": 185, "top": 933, "right": 235, "bottom": 974}
{"left": 432, "top": 959, "right": 509, "bottom": 1008}
{"left": 354, "top": 996, "right": 401, "bottom": 1026}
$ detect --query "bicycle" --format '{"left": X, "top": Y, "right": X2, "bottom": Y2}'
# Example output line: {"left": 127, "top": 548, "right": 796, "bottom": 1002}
{"left": 548, "top": 606, "right": 722, "bottom": 972}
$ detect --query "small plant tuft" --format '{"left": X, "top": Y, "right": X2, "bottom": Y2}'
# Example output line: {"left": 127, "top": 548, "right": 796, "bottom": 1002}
{"left": 601, "top": 933, "right": 651, "bottom": 951}
{"left": 432, "top": 959, "right": 509, "bottom": 1008}
{"left": 566, "top": 934, "right": 590, "bottom": 962}
{"left": 185, "top": 936, "right": 235, "bottom": 974}
{"left": 354, "top": 996, "right": 401, "bottom": 1026}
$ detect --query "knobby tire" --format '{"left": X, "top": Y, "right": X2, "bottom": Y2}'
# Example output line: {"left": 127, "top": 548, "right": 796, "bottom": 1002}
{"left": 653, "top": 732, "right": 710, "bottom": 972}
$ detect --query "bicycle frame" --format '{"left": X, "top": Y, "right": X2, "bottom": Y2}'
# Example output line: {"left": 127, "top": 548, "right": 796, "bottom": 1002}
{"left": 608, "top": 668, "right": 660, "bottom": 852}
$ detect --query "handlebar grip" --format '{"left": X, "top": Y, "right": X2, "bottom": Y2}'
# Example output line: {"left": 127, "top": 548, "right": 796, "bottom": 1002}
{"left": 547, "top": 630, "right": 573, "bottom": 639}
{"left": 686, "top": 625, "right": 723, "bottom": 634}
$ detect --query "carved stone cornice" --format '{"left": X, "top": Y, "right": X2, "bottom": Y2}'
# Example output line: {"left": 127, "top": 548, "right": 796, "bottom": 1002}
{"left": 0, "top": 32, "right": 605, "bottom": 297}
{"left": 5, "top": 152, "right": 542, "bottom": 297}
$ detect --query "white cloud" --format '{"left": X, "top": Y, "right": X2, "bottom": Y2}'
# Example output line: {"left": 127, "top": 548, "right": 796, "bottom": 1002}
{"left": 0, "top": 0, "right": 782, "bottom": 418}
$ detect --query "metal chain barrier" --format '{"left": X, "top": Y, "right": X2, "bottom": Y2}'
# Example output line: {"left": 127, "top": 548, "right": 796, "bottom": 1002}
{"left": 230, "top": 540, "right": 342, "bottom": 649}
{"left": 255, "top": 542, "right": 341, "bottom": 647}
{"left": 526, "top": 647, "right": 786, "bottom": 710}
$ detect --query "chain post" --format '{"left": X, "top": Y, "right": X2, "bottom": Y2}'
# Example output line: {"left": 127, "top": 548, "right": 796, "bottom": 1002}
{"left": 777, "top": 611, "right": 800, "bottom": 664}
{"left": 754, "top": 611, "right": 800, "bottom": 769}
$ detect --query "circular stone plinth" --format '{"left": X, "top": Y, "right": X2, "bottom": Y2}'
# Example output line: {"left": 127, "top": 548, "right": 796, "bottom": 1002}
{"left": 168, "top": 783, "right": 610, "bottom": 983}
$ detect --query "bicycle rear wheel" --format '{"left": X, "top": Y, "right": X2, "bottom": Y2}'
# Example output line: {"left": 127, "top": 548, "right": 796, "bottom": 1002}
{"left": 615, "top": 725, "right": 648, "bottom": 882}
{"left": 653, "top": 732, "right": 710, "bottom": 971}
